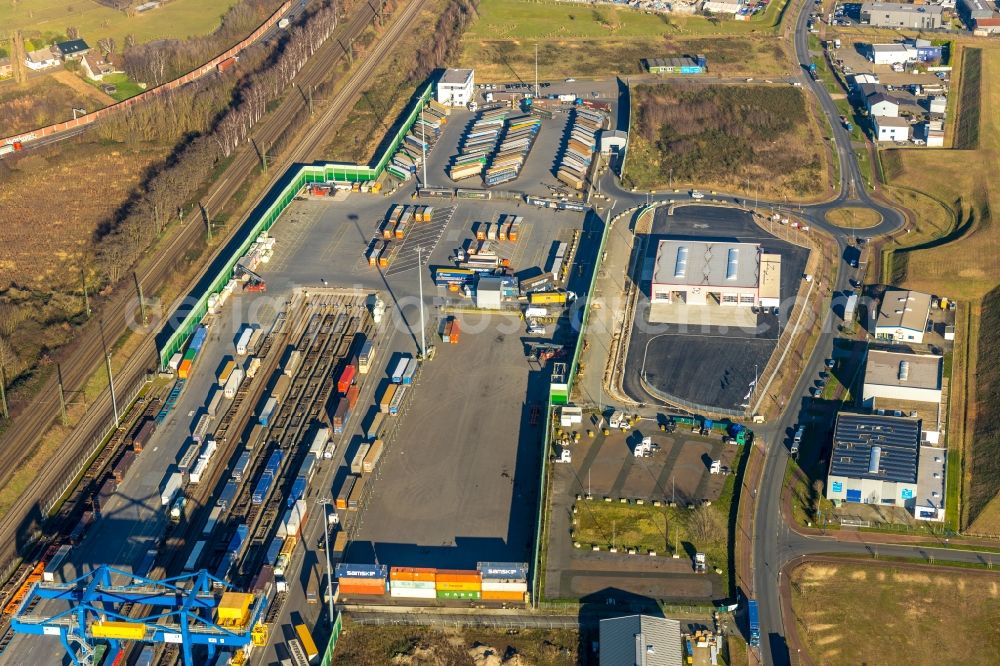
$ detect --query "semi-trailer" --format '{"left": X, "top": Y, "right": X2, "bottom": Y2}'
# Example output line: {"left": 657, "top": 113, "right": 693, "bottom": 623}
{"left": 391, "top": 357, "right": 410, "bottom": 383}
{"left": 350, "top": 444, "right": 371, "bottom": 475}
{"left": 236, "top": 328, "right": 254, "bottom": 355}
{"left": 232, "top": 450, "right": 252, "bottom": 482}
{"left": 335, "top": 475, "right": 357, "bottom": 510}
{"left": 217, "top": 481, "right": 239, "bottom": 510}
{"left": 218, "top": 359, "right": 236, "bottom": 387}
{"left": 160, "top": 472, "right": 182, "bottom": 507}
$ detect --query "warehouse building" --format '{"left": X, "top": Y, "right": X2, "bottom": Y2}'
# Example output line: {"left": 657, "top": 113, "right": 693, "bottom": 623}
{"left": 437, "top": 68, "right": 474, "bottom": 107}
{"left": 826, "top": 413, "right": 920, "bottom": 508}
{"left": 643, "top": 55, "right": 707, "bottom": 74}
{"left": 651, "top": 240, "right": 780, "bottom": 308}
{"left": 870, "top": 43, "right": 918, "bottom": 65}
{"left": 915, "top": 445, "right": 947, "bottom": 521}
{"left": 863, "top": 350, "right": 942, "bottom": 407}
{"left": 875, "top": 289, "right": 932, "bottom": 342}
{"left": 959, "top": 0, "right": 999, "bottom": 25}
{"left": 861, "top": 2, "right": 944, "bottom": 29}
{"left": 599, "top": 615, "right": 683, "bottom": 666}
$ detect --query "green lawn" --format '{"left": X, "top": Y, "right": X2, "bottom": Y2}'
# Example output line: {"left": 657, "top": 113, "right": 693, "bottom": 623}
{"left": 90, "top": 72, "right": 145, "bottom": 102}
{"left": 1, "top": 0, "right": 240, "bottom": 50}
{"left": 465, "top": 0, "right": 786, "bottom": 42}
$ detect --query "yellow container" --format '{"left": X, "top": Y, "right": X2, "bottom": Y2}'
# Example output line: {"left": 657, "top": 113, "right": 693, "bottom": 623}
{"left": 528, "top": 291, "right": 567, "bottom": 305}
{"left": 91, "top": 621, "right": 146, "bottom": 640}
{"left": 218, "top": 592, "right": 253, "bottom": 620}
{"left": 435, "top": 581, "right": 482, "bottom": 592}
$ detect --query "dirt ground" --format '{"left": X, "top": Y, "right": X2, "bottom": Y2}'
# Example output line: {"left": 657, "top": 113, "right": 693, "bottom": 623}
{"left": 51, "top": 69, "right": 117, "bottom": 106}
{"left": 332, "top": 620, "right": 581, "bottom": 665}
{"left": 789, "top": 560, "right": 1000, "bottom": 665}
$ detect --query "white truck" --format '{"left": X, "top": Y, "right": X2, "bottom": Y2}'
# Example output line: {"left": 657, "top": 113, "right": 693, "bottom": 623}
{"left": 160, "top": 472, "right": 182, "bottom": 507}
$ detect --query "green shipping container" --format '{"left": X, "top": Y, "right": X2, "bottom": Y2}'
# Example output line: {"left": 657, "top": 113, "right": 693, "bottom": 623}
{"left": 183, "top": 348, "right": 197, "bottom": 361}
{"left": 390, "top": 580, "right": 436, "bottom": 590}
{"left": 436, "top": 590, "right": 481, "bottom": 600}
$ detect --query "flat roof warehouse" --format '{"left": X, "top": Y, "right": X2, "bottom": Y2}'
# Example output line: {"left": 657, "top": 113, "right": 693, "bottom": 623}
{"left": 653, "top": 240, "right": 760, "bottom": 288}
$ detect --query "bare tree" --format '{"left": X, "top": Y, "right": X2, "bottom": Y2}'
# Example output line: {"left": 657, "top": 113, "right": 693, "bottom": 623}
{"left": 66, "top": 26, "right": 79, "bottom": 40}
{"left": 689, "top": 506, "right": 722, "bottom": 544}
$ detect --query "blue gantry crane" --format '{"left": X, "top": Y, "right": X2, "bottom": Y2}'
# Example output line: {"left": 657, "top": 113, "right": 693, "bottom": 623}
{"left": 10, "top": 565, "right": 268, "bottom": 666}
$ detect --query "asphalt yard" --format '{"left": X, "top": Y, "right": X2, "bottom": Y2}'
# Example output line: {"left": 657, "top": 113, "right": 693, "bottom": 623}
{"left": 622, "top": 205, "right": 810, "bottom": 411}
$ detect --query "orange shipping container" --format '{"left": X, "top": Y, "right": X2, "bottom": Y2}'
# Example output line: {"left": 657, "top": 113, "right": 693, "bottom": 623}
{"left": 391, "top": 567, "right": 437, "bottom": 582}
{"left": 475, "top": 225, "right": 486, "bottom": 241}
{"left": 178, "top": 359, "right": 192, "bottom": 379}
{"left": 382, "top": 222, "right": 394, "bottom": 240}
{"left": 338, "top": 582, "right": 385, "bottom": 596}
{"left": 337, "top": 576, "right": 385, "bottom": 588}
{"left": 450, "top": 319, "right": 460, "bottom": 344}
{"left": 508, "top": 224, "right": 519, "bottom": 242}
{"left": 481, "top": 590, "right": 526, "bottom": 601}
{"left": 435, "top": 570, "right": 481, "bottom": 584}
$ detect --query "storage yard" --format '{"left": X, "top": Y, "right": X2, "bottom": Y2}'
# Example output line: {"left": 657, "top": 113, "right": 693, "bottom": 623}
{"left": 0, "top": 98, "right": 598, "bottom": 663}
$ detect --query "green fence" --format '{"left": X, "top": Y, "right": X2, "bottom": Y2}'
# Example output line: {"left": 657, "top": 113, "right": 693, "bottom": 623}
{"left": 319, "top": 611, "right": 343, "bottom": 666}
{"left": 157, "top": 83, "right": 433, "bottom": 368}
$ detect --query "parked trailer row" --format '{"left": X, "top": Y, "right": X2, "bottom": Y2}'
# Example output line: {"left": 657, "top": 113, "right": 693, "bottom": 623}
{"left": 448, "top": 109, "right": 510, "bottom": 181}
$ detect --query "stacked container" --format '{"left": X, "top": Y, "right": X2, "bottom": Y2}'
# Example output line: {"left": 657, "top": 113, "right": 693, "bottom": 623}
{"left": 178, "top": 326, "right": 208, "bottom": 379}
{"left": 335, "top": 563, "right": 388, "bottom": 596}
{"left": 449, "top": 108, "right": 509, "bottom": 181}
{"left": 389, "top": 567, "right": 437, "bottom": 599}
{"left": 556, "top": 107, "right": 605, "bottom": 190}
{"left": 484, "top": 115, "right": 542, "bottom": 187}
{"left": 478, "top": 562, "right": 529, "bottom": 601}
{"left": 434, "top": 570, "right": 481, "bottom": 600}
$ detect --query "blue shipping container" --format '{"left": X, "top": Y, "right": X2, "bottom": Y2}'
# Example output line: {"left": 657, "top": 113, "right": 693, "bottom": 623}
{"left": 265, "top": 450, "right": 283, "bottom": 476}
{"left": 299, "top": 453, "right": 317, "bottom": 482}
{"left": 266, "top": 536, "right": 285, "bottom": 565}
{"left": 227, "top": 524, "right": 249, "bottom": 554}
{"left": 252, "top": 472, "right": 274, "bottom": 504}
{"left": 218, "top": 480, "right": 239, "bottom": 509}
{"left": 288, "top": 477, "right": 307, "bottom": 508}
{"left": 748, "top": 600, "right": 760, "bottom": 646}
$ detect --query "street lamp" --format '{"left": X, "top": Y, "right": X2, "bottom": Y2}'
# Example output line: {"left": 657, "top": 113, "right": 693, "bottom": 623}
{"left": 317, "top": 499, "right": 336, "bottom": 626}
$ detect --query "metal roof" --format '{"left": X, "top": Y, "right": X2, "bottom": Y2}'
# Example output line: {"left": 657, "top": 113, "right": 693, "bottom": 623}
{"left": 829, "top": 413, "right": 921, "bottom": 484}
{"left": 56, "top": 39, "right": 90, "bottom": 55}
{"left": 862, "top": 2, "right": 943, "bottom": 14}
{"left": 865, "top": 350, "right": 941, "bottom": 392}
{"left": 599, "top": 615, "right": 682, "bottom": 666}
{"left": 440, "top": 68, "right": 473, "bottom": 85}
{"left": 876, "top": 289, "right": 931, "bottom": 331}
{"left": 652, "top": 240, "right": 760, "bottom": 289}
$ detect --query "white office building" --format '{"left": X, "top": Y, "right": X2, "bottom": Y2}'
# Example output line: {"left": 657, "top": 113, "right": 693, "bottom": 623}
{"left": 436, "top": 68, "right": 474, "bottom": 107}
{"left": 651, "top": 240, "right": 780, "bottom": 308}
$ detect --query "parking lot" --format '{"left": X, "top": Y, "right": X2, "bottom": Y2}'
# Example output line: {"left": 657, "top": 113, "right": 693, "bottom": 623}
{"left": 622, "top": 205, "right": 810, "bottom": 411}
{"left": 542, "top": 419, "right": 737, "bottom": 603}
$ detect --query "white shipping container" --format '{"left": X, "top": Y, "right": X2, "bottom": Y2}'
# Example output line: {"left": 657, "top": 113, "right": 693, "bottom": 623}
{"left": 223, "top": 368, "right": 244, "bottom": 399}
{"left": 43, "top": 545, "right": 72, "bottom": 582}
{"left": 284, "top": 350, "right": 302, "bottom": 377}
{"left": 189, "top": 456, "right": 209, "bottom": 484}
{"left": 168, "top": 353, "right": 182, "bottom": 371}
{"left": 207, "top": 389, "right": 222, "bottom": 418}
{"left": 309, "top": 428, "right": 330, "bottom": 458}
{"left": 525, "top": 306, "right": 547, "bottom": 318}
{"left": 246, "top": 357, "right": 261, "bottom": 379}
{"left": 389, "top": 587, "right": 438, "bottom": 599}
{"left": 160, "top": 472, "right": 182, "bottom": 506}
{"left": 481, "top": 581, "right": 529, "bottom": 592}
{"left": 236, "top": 328, "right": 254, "bottom": 355}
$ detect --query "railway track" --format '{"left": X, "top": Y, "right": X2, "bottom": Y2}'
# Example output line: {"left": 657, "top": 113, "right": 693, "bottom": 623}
{"left": 0, "top": 0, "right": 428, "bottom": 582}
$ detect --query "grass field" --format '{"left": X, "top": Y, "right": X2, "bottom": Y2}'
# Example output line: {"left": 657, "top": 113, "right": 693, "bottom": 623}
{"left": 879, "top": 45, "right": 1000, "bottom": 534}
{"left": 90, "top": 72, "right": 147, "bottom": 102}
{"left": 624, "top": 83, "right": 824, "bottom": 198}
{"left": 824, "top": 207, "right": 882, "bottom": 229}
{"left": 574, "top": 467, "right": 737, "bottom": 590}
{"left": 790, "top": 560, "right": 1000, "bottom": 665}
{"left": 331, "top": 619, "right": 579, "bottom": 665}
{"left": 0, "top": 0, "right": 239, "bottom": 50}
{"left": 0, "top": 75, "right": 111, "bottom": 137}
{"left": 458, "top": 0, "right": 795, "bottom": 81}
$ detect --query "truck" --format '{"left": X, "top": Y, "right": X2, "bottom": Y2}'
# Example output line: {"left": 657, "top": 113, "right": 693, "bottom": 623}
{"left": 791, "top": 425, "right": 804, "bottom": 458}
{"left": 306, "top": 571, "right": 319, "bottom": 604}
{"left": 401, "top": 359, "right": 417, "bottom": 385}
{"left": 170, "top": 496, "right": 187, "bottom": 523}
{"left": 391, "top": 357, "right": 410, "bottom": 384}
{"left": 160, "top": 472, "right": 182, "bottom": 507}
{"left": 807, "top": 62, "right": 818, "bottom": 80}
{"left": 294, "top": 623, "right": 319, "bottom": 662}
{"left": 748, "top": 600, "right": 761, "bottom": 647}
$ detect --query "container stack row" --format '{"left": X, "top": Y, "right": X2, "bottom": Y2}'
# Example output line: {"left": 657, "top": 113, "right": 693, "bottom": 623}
{"left": 448, "top": 108, "right": 510, "bottom": 182}
{"left": 484, "top": 115, "right": 541, "bottom": 187}
{"left": 366, "top": 204, "right": 435, "bottom": 268}
{"left": 176, "top": 325, "right": 208, "bottom": 379}
{"left": 387, "top": 101, "right": 449, "bottom": 181}
{"left": 556, "top": 107, "right": 605, "bottom": 190}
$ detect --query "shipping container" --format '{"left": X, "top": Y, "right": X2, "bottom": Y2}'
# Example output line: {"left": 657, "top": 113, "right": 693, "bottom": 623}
{"left": 337, "top": 364, "right": 356, "bottom": 394}
{"left": 232, "top": 450, "right": 252, "bottom": 482}
{"left": 203, "top": 505, "right": 223, "bottom": 537}
{"left": 43, "top": 545, "right": 72, "bottom": 583}
{"left": 223, "top": 368, "right": 244, "bottom": 399}
{"left": 358, "top": 340, "right": 375, "bottom": 374}
{"left": 391, "top": 567, "right": 437, "bottom": 581}
{"left": 288, "top": 477, "right": 307, "bottom": 508}
{"left": 335, "top": 475, "right": 357, "bottom": 510}
{"left": 481, "top": 590, "right": 526, "bottom": 601}
{"left": 160, "top": 472, "right": 182, "bottom": 507}
{"left": 362, "top": 439, "right": 384, "bottom": 473}
{"left": 178, "top": 359, "right": 193, "bottom": 379}
{"left": 218, "top": 359, "right": 236, "bottom": 387}
{"left": 365, "top": 412, "right": 385, "bottom": 441}
{"left": 236, "top": 328, "right": 254, "bottom": 356}
{"left": 206, "top": 388, "right": 222, "bottom": 418}
{"left": 112, "top": 450, "right": 136, "bottom": 484}
{"left": 252, "top": 472, "right": 274, "bottom": 505}
{"left": 259, "top": 397, "right": 278, "bottom": 425}
{"left": 333, "top": 531, "right": 349, "bottom": 554}
{"left": 248, "top": 328, "right": 264, "bottom": 354}
{"left": 337, "top": 581, "right": 386, "bottom": 596}
{"left": 391, "top": 357, "right": 410, "bottom": 384}
{"left": 332, "top": 400, "right": 352, "bottom": 435}
{"left": 294, "top": 623, "right": 319, "bottom": 661}
{"left": 388, "top": 385, "right": 406, "bottom": 415}
{"left": 299, "top": 453, "right": 317, "bottom": 482}
{"left": 273, "top": 374, "right": 292, "bottom": 402}
{"left": 192, "top": 414, "right": 212, "bottom": 443}
{"left": 133, "top": 419, "right": 156, "bottom": 452}
{"left": 402, "top": 359, "right": 418, "bottom": 385}
{"left": 346, "top": 384, "right": 360, "bottom": 410}
{"left": 183, "top": 541, "right": 207, "bottom": 572}
{"left": 350, "top": 444, "right": 370, "bottom": 475}
{"left": 284, "top": 350, "right": 303, "bottom": 377}
{"left": 436, "top": 590, "right": 481, "bottom": 600}
{"left": 379, "top": 384, "right": 397, "bottom": 414}
{"left": 247, "top": 423, "right": 265, "bottom": 449}
{"left": 309, "top": 428, "right": 330, "bottom": 459}
{"left": 266, "top": 536, "right": 285, "bottom": 566}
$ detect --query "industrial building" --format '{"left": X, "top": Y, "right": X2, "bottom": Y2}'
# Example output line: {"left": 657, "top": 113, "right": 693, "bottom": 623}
{"left": 875, "top": 289, "right": 932, "bottom": 342}
{"left": 867, "top": 91, "right": 900, "bottom": 117}
{"left": 826, "top": 413, "right": 921, "bottom": 509}
{"left": 599, "top": 615, "right": 683, "bottom": 666}
{"left": 863, "top": 350, "right": 942, "bottom": 407}
{"left": 915, "top": 445, "right": 947, "bottom": 521}
{"left": 959, "top": 0, "right": 999, "bottom": 25}
{"left": 643, "top": 55, "right": 707, "bottom": 74}
{"left": 861, "top": 2, "right": 944, "bottom": 29}
{"left": 650, "top": 240, "right": 780, "bottom": 308}
{"left": 870, "top": 43, "right": 918, "bottom": 65}
{"left": 436, "top": 68, "right": 474, "bottom": 107}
